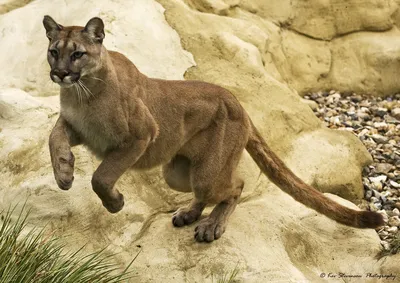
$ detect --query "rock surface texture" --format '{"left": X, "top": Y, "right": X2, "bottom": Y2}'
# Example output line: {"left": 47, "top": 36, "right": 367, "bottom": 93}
{"left": 0, "top": 0, "right": 399, "bottom": 282}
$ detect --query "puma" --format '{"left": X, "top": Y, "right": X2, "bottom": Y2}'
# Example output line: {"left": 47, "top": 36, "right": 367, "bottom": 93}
{"left": 44, "top": 15, "right": 384, "bottom": 242}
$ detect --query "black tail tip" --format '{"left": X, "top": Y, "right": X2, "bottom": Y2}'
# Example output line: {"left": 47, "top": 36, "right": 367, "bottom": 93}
{"left": 358, "top": 211, "right": 385, "bottom": 229}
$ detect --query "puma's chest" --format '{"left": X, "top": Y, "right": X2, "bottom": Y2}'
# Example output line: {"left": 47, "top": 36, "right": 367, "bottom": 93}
{"left": 61, "top": 104, "right": 116, "bottom": 154}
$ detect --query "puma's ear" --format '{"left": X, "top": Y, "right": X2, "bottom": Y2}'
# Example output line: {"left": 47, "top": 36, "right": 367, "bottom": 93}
{"left": 43, "top": 15, "right": 63, "bottom": 40}
{"left": 83, "top": 17, "right": 105, "bottom": 44}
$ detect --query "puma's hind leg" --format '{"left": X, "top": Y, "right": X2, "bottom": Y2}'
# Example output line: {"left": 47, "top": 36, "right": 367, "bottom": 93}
{"left": 170, "top": 110, "right": 248, "bottom": 239}
{"left": 163, "top": 155, "right": 207, "bottom": 226}
{"left": 194, "top": 177, "right": 244, "bottom": 242}
{"left": 187, "top": 128, "right": 246, "bottom": 242}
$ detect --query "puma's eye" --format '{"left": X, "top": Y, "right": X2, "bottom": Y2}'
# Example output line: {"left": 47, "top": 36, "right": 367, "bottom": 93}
{"left": 49, "top": 49, "right": 58, "bottom": 58}
{"left": 71, "top": 51, "right": 85, "bottom": 60}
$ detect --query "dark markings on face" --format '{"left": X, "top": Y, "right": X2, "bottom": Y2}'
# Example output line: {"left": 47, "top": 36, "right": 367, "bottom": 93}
{"left": 46, "top": 26, "right": 103, "bottom": 86}
{"left": 64, "top": 30, "right": 72, "bottom": 46}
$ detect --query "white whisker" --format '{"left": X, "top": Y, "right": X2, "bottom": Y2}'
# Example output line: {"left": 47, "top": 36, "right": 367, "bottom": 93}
{"left": 78, "top": 80, "right": 91, "bottom": 100}
{"left": 73, "top": 84, "right": 78, "bottom": 104}
{"left": 89, "top": 76, "right": 105, "bottom": 83}
{"left": 79, "top": 80, "right": 94, "bottom": 99}
{"left": 74, "top": 83, "right": 82, "bottom": 105}
{"left": 77, "top": 81, "right": 85, "bottom": 100}
{"left": 78, "top": 81, "right": 87, "bottom": 101}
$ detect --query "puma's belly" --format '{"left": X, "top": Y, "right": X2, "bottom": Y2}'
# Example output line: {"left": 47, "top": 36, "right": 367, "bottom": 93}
{"left": 132, "top": 123, "right": 192, "bottom": 170}
{"left": 133, "top": 136, "right": 184, "bottom": 169}
{"left": 133, "top": 108, "right": 213, "bottom": 169}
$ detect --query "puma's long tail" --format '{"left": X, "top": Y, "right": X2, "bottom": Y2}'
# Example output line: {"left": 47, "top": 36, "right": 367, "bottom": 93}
{"left": 245, "top": 122, "right": 384, "bottom": 229}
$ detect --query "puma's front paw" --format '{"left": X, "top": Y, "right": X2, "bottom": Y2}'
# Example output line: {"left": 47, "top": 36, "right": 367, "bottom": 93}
{"left": 56, "top": 173, "right": 74, "bottom": 190}
{"left": 54, "top": 151, "right": 75, "bottom": 190}
{"left": 102, "top": 193, "right": 125, "bottom": 214}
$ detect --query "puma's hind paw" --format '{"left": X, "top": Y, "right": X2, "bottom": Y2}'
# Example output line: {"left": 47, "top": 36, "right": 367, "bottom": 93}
{"left": 172, "top": 207, "right": 201, "bottom": 227}
{"left": 194, "top": 217, "right": 226, "bottom": 243}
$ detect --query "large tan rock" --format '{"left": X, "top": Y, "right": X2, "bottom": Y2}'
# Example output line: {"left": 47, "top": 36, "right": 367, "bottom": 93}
{"left": 278, "top": 30, "right": 331, "bottom": 95}
{"left": 276, "top": 27, "right": 400, "bottom": 96}
{"left": 0, "top": 0, "right": 398, "bottom": 281}
{"left": 0, "top": 0, "right": 194, "bottom": 96}
{"left": 190, "top": 0, "right": 400, "bottom": 96}
{"left": 236, "top": 0, "right": 395, "bottom": 40}
{"left": 328, "top": 29, "right": 400, "bottom": 96}
{"left": 0, "top": 0, "right": 30, "bottom": 14}
{"left": 187, "top": 0, "right": 396, "bottom": 39}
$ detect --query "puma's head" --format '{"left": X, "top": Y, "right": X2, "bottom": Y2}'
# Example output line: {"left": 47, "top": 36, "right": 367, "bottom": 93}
{"left": 43, "top": 15, "right": 105, "bottom": 88}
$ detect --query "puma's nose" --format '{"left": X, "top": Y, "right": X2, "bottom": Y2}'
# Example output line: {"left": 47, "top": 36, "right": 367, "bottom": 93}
{"left": 52, "top": 69, "right": 70, "bottom": 80}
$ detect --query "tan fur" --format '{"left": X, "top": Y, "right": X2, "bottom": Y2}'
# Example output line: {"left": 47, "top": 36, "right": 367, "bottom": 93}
{"left": 44, "top": 16, "right": 384, "bottom": 242}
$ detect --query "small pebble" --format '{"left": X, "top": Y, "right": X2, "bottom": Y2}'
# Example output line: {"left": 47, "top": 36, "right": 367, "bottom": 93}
{"left": 351, "top": 95, "right": 362, "bottom": 103}
{"left": 373, "top": 190, "right": 381, "bottom": 199}
{"left": 369, "top": 175, "right": 387, "bottom": 183}
{"left": 388, "top": 216, "right": 400, "bottom": 226}
{"left": 381, "top": 240, "right": 390, "bottom": 250}
{"left": 365, "top": 190, "right": 373, "bottom": 200}
{"left": 371, "top": 134, "right": 388, "bottom": 144}
{"left": 375, "top": 163, "right": 392, "bottom": 174}
{"left": 390, "top": 180, "right": 400, "bottom": 188}
{"left": 391, "top": 108, "right": 400, "bottom": 120}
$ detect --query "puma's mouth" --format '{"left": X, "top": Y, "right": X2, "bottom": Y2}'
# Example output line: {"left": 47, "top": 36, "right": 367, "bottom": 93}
{"left": 57, "top": 82, "right": 75, "bottom": 88}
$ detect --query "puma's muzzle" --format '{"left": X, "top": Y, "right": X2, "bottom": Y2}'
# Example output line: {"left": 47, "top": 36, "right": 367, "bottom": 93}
{"left": 50, "top": 69, "right": 80, "bottom": 87}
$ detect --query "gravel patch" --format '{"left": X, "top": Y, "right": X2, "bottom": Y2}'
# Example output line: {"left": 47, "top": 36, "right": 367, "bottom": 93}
{"left": 304, "top": 90, "right": 400, "bottom": 255}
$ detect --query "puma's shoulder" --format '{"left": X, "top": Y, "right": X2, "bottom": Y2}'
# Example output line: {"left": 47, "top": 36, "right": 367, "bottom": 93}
{"left": 108, "top": 50, "right": 143, "bottom": 84}
{"left": 108, "top": 50, "right": 130, "bottom": 64}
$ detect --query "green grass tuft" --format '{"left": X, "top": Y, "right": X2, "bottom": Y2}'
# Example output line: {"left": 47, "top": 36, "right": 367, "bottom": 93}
{"left": 0, "top": 204, "right": 135, "bottom": 283}
{"left": 212, "top": 265, "right": 240, "bottom": 283}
